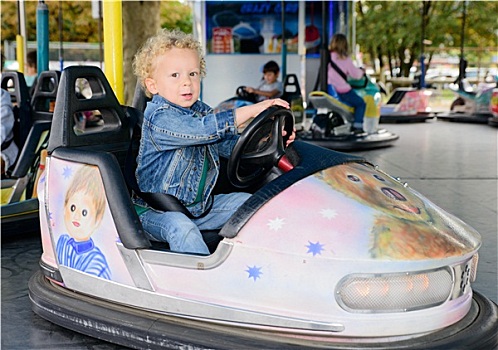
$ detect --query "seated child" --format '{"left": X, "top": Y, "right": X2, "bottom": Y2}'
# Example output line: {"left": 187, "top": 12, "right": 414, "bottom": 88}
{"left": 1, "top": 88, "right": 19, "bottom": 174}
{"left": 244, "top": 60, "right": 283, "bottom": 102}
{"left": 132, "top": 29, "right": 293, "bottom": 255}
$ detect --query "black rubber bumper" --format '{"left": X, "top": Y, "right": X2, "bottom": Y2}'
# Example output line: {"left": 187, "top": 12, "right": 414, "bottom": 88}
{"left": 488, "top": 116, "right": 498, "bottom": 127}
{"left": 1, "top": 198, "right": 40, "bottom": 238}
{"left": 29, "top": 270, "right": 498, "bottom": 350}
{"left": 437, "top": 113, "right": 492, "bottom": 124}
{"left": 299, "top": 130, "right": 399, "bottom": 151}
{"left": 380, "top": 113, "right": 435, "bottom": 123}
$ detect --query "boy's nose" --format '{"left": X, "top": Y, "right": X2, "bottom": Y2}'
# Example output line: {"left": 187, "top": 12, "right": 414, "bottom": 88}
{"left": 182, "top": 76, "right": 192, "bottom": 86}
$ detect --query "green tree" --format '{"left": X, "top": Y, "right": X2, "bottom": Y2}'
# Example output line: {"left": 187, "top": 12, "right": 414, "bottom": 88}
{"left": 1, "top": 0, "right": 192, "bottom": 104}
{"left": 1, "top": 1, "right": 100, "bottom": 43}
{"left": 356, "top": 1, "right": 497, "bottom": 77}
{"left": 160, "top": 0, "right": 192, "bottom": 33}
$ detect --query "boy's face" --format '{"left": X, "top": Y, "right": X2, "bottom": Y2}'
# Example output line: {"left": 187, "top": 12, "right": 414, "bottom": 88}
{"left": 64, "top": 191, "right": 100, "bottom": 242}
{"left": 263, "top": 71, "right": 278, "bottom": 84}
{"left": 145, "top": 48, "right": 201, "bottom": 108}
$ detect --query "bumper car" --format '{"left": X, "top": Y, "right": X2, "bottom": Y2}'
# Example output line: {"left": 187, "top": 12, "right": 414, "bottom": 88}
{"left": 299, "top": 78, "right": 399, "bottom": 150}
{"left": 1, "top": 71, "right": 59, "bottom": 237}
{"left": 379, "top": 87, "right": 437, "bottom": 123}
{"left": 29, "top": 66, "right": 497, "bottom": 350}
{"left": 487, "top": 88, "right": 498, "bottom": 127}
{"left": 437, "top": 79, "right": 497, "bottom": 123}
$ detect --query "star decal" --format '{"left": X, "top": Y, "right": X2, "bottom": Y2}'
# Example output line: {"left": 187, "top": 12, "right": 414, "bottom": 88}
{"left": 320, "top": 208, "right": 338, "bottom": 219}
{"left": 62, "top": 166, "right": 73, "bottom": 179}
{"left": 306, "top": 241, "right": 325, "bottom": 256}
{"left": 267, "top": 217, "right": 285, "bottom": 231}
{"left": 246, "top": 265, "right": 263, "bottom": 281}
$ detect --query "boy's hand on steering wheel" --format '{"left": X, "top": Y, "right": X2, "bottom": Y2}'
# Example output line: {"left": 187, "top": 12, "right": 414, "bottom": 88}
{"left": 283, "top": 128, "right": 297, "bottom": 147}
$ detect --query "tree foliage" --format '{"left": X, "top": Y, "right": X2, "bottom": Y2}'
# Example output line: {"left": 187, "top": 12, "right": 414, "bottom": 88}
{"left": 0, "top": 1, "right": 192, "bottom": 44}
{"left": 160, "top": 1, "right": 193, "bottom": 33}
{"left": 356, "top": 1, "right": 498, "bottom": 77}
{"left": 1, "top": 1, "right": 101, "bottom": 43}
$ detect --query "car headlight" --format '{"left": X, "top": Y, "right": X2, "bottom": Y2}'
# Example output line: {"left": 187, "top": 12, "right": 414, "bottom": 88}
{"left": 336, "top": 268, "right": 453, "bottom": 313}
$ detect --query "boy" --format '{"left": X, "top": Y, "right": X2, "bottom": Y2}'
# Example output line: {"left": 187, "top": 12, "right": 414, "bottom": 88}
{"left": 132, "top": 29, "right": 292, "bottom": 255}
{"left": 244, "top": 60, "right": 283, "bottom": 102}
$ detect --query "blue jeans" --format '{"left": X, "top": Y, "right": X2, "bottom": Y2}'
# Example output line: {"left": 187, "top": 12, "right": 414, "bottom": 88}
{"left": 338, "top": 90, "right": 366, "bottom": 128}
{"left": 139, "top": 192, "right": 251, "bottom": 254}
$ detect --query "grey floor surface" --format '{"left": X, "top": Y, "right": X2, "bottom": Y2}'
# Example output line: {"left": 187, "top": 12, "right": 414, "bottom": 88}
{"left": 2, "top": 118, "right": 497, "bottom": 349}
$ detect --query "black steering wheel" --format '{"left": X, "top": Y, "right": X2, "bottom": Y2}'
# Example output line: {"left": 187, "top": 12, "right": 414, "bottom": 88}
{"left": 236, "top": 86, "right": 256, "bottom": 103}
{"left": 228, "top": 106, "right": 294, "bottom": 188}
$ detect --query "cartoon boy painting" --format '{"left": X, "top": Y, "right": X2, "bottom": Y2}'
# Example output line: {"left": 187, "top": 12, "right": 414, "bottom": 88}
{"left": 55, "top": 165, "right": 111, "bottom": 279}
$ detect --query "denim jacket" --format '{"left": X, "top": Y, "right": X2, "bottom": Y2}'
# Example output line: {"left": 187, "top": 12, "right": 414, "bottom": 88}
{"left": 134, "top": 94, "right": 238, "bottom": 216}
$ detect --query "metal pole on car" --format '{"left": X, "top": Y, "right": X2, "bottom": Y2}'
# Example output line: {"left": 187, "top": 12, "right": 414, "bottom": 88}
{"left": 319, "top": 0, "right": 329, "bottom": 92}
{"left": 16, "top": 0, "right": 27, "bottom": 73}
{"left": 281, "top": 0, "right": 287, "bottom": 80}
{"left": 102, "top": 0, "right": 124, "bottom": 103}
{"left": 36, "top": 0, "right": 50, "bottom": 74}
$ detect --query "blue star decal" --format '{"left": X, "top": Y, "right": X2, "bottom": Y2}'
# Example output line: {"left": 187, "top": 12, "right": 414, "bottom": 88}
{"left": 306, "top": 241, "right": 325, "bottom": 256}
{"left": 246, "top": 265, "right": 263, "bottom": 281}
{"left": 62, "top": 166, "right": 73, "bottom": 179}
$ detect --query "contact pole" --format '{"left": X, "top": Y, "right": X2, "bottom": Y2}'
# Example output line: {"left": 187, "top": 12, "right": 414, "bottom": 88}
{"left": 280, "top": 0, "right": 287, "bottom": 80}
{"left": 102, "top": 0, "right": 124, "bottom": 103}
{"left": 16, "top": 0, "right": 27, "bottom": 73}
{"left": 36, "top": 0, "right": 50, "bottom": 74}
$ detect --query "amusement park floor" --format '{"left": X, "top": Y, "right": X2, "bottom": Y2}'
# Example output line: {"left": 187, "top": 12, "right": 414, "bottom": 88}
{"left": 2, "top": 119, "right": 497, "bottom": 349}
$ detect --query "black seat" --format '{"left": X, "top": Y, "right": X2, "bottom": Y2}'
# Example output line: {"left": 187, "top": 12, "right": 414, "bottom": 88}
{"left": 48, "top": 65, "right": 150, "bottom": 250}
{"left": 48, "top": 66, "right": 133, "bottom": 165}
{"left": 281, "top": 73, "right": 304, "bottom": 126}
{"left": 31, "top": 70, "right": 61, "bottom": 122}
{"left": 131, "top": 81, "right": 150, "bottom": 112}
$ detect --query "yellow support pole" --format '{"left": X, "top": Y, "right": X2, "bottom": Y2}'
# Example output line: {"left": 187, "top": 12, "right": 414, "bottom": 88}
{"left": 16, "top": 35, "right": 25, "bottom": 73}
{"left": 102, "top": 0, "right": 124, "bottom": 103}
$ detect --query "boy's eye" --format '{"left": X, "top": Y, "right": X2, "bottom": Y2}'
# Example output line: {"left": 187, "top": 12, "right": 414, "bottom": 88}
{"left": 82, "top": 209, "right": 88, "bottom": 217}
{"left": 190, "top": 72, "right": 199, "bottom": 77}
{"left": 171, "top": 73, "right": 179, "bottom": 78}
{"left": 71, "top": 204, "right": 76, "bottom": 212}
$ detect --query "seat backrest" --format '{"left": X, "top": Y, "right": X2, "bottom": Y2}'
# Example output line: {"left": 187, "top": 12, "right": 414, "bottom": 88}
{"left": 131, "top": 81, "right": 150, "bottom": 112}
{"left": 281, "top": 74, "right": 304, "bottom": 125}
{"left": 1, "top": 71, "right": 32, "bottom": 151}
{"left": 30, "top": 70, "right": 61, "bottom": 122}
{"left": 45, "top": 66, "right": 149, "bottom": 250}
{"left": 48, "top": 66, "right": 132, "bottom": 168}
{"left": 281, "top": 74, "right": 302, "bottom": 102}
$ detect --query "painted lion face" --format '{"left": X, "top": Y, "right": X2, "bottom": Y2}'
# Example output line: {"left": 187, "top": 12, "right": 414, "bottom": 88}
{"left": 320, "top": 163, "right": 431, "bottom": 223}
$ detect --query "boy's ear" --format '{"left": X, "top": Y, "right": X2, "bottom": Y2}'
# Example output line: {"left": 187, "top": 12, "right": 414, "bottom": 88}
{"left": 144, "top": 78, "right": 158, "bottom": 95}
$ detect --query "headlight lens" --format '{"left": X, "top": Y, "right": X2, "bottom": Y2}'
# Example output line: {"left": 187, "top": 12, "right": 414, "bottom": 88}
{"left": 336, "top": 268, "right": 453, "bottom": 313}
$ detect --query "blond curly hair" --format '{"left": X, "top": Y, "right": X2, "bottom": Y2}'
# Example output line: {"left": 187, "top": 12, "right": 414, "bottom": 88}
{"left": 133, "top": 29, "right": 206, "bottom": 97}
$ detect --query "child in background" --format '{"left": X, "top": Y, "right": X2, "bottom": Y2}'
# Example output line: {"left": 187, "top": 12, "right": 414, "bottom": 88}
{"left": 25, "top": 50, "right": 38, "bottom": 90}
{"left": 1, "top": 89, "right": 19, "bottom": 175}
{"left": 327, "top": 33, "right": 366, "bottom": 133}
{"left": 244, "top": 60, "right": 283, "bottom": 102}
{"left": 132, "top": 29, "right": 292, "bottom": 255}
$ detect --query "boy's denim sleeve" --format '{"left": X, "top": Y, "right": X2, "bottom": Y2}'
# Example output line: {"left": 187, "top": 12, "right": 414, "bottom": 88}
{"left": 146, "top": 105, "right": 237, "bottom": 150}
{"left": 218, "top": 134, "right": 239, "bottom": 158}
